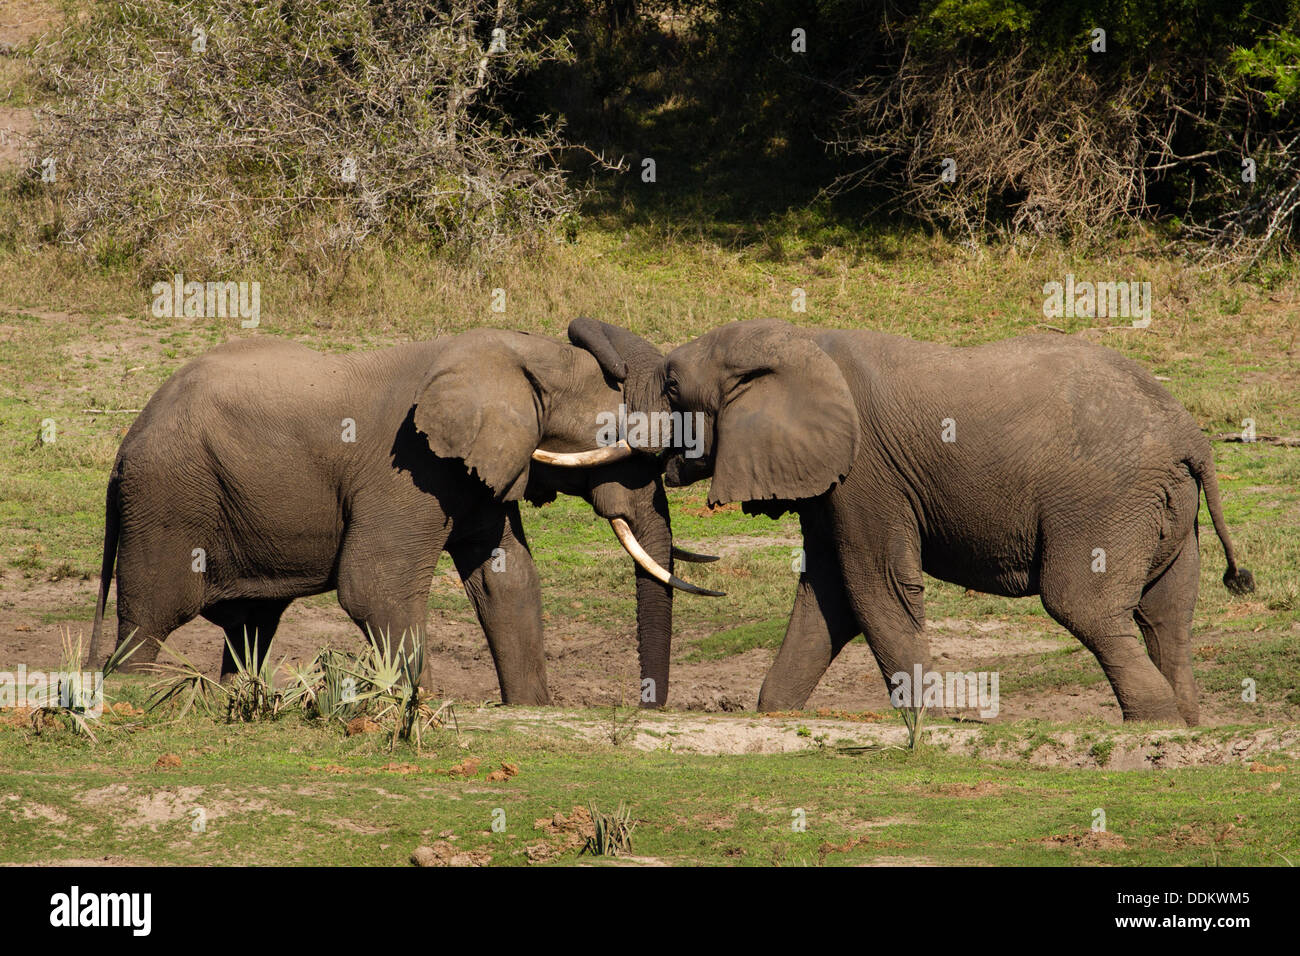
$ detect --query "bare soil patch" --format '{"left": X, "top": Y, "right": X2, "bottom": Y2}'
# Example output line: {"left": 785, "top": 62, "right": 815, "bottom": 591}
{"left": 0, "top": 571, "right": 1291, "bottom": 730}
{"left": 0, "top": 0, "right": 59, "bottom": 49}
{"left": 0, "top": 105, "right": 34, "bottom": 169}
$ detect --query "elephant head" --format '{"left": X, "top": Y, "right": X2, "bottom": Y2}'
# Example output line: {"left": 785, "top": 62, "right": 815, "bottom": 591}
{"left": 655, "top": 319, "right": 861, "bottom": 509}
{"left": 411, "top": 327, "right": 720, "bottom": 707}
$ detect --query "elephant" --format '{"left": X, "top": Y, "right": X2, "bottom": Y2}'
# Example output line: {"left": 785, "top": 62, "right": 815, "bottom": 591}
{"left": 87, "top": 326, "right": 720, "bottom": 707}
{"left": 589, "top": 318, "right": 1254, "bottom": 726}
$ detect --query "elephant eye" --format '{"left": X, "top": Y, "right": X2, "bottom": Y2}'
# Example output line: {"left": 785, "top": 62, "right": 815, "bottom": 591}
{"left": 664, "top": 378, "right": 680, "bottom": 399}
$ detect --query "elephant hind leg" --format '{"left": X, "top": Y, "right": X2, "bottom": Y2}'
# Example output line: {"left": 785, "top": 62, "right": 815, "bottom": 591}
{"left": 334, "top": 516, "right": 444, "bottom": 686}
{"left": 111, "top": 576, "right": 204, "bottom": 674}
{"left": 1039, "top": 562, "right": 1184, "bottom": 724}
{"left": 111, "top": 619, "right": 168, "bottom": 673}
{"left": 1134, "top": 534, "right": 1201, "bottom": 726}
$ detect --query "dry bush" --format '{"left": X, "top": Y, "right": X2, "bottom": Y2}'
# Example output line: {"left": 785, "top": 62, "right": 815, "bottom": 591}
{"left": 830, "top": 38, "right": 1299, "bottom": 264}
{"left": 1153, "top": 72, "right": 1300, "bottom": 269}
{"left": 26, "top": 0, "right": 583, "bottom": 275}
{"left": 831, "top": 47, "right": 1152, "bottom": 245}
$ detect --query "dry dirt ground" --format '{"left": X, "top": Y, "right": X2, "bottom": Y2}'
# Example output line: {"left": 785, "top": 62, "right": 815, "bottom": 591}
{"left": 0, "top": 570, "right": 1264, "bottom": 726}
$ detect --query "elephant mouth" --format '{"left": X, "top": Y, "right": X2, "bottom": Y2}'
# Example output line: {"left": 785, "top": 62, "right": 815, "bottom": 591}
{"left": 664, "top": 452, "right": 713, "bottom": 488}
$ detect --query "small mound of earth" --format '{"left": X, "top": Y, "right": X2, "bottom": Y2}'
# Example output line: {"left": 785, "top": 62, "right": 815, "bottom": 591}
{"left": 1040, "top": 830, "right": 1129, "bottom": 850}
{"left": 410, "top": 841, "right": 491, "bottom": 867}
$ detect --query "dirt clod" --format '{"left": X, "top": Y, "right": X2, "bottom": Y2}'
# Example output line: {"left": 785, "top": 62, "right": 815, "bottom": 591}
{"left": 345, "top": 716, "right": 381, "bottom": 736}
{"left": 410, "top": 841, "right": 491, "bottom": 867}
{"left": 447, "top": 757, "right": 481, "bottom": 778}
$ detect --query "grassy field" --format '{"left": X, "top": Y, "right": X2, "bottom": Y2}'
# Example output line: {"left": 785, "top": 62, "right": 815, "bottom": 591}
{"left": 1, "top": 0, "right": 1298, "bottom": 866}
{"left": 2, "top": 684, "right": 1298, "bottom": 867}
{"left": 1, "top": 226, "right": 1298, "bottom": 655}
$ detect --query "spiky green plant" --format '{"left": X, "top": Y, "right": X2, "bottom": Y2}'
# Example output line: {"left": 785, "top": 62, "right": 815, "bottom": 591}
{"left": 353, "top": 629, "right": 451, "bottom": 750}
{"left": 835, "top": 706, "right": 928, "bottom": 757}
{"left": 287, "top": 648, "right": 366, "bottom": 724}
{"left": 28, "top": 628, "right": 138, "bottom": 742}
{"left": 581, "top": 802, "right": 636, "bottom": 857}
{"left": 146, "top": 630, "right": 298, "bottom": 722}
{"left": 290, "top": 629, "right": 455, "bottom": 750}
{"left": 900, "top": 706, "right": 926, "bottom": 752}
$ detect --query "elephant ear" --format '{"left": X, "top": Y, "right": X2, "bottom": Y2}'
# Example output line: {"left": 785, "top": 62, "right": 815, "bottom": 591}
{"left": 412, "top": 336, "right": 544, "bottom": 501}
{"left": 708, "top": 322, "right": 860, "bottom": 507}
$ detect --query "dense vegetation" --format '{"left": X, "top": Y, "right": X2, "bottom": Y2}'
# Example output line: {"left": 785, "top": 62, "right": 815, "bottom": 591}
{"left": 5, "top": 0, "right": 1298, "bottom": 274}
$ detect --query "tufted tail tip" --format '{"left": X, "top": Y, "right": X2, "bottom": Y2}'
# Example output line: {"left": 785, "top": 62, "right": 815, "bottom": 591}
{"left": 1223, "top": 566, "right": 1256, "bottom": 595}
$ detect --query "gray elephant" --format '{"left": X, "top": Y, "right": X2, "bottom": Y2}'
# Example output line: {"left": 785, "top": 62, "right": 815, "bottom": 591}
{"left": 87, "top": 326, "right": 718, "bottom": 707}
{"left": 586, "top": 318, "right": 1253, "bottom": 726}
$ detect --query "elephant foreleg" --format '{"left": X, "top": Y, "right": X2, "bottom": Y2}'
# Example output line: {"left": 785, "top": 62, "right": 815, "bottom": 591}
{"left": 758, "top": 508, "right": 861, "bottom": 711}
{"left": 830, "top": 503, "right": 932, "bottom": 710}
{"left": 450, "top": 506, "right": 550, "bottom": 706}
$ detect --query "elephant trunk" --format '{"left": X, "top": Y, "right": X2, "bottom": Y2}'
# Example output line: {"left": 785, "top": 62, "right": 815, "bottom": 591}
{"left": 629, "top": 479, "right": 675, "bottom": 709}
{"left": 591, "top": 473, "right": 677, "bottom": 709}
{"left": 567, "top": 317, "right": 670, "bottom": 446}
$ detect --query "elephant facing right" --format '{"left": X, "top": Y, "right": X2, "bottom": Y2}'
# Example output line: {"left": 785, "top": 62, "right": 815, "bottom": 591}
{"left": 575, "top": 318, "right": 1257, "bottom": 727}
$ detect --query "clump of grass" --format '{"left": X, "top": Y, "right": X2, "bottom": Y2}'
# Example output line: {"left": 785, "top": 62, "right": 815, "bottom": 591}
{"left": 287, "top": 648, "right": 366, "bottom": 724}
{"left": 605, "top": 696, "right": 641, "bottom": 747}
{"left": 146, "top": 630, "right": 299, "bottom": 722}
{"left": 289, "top": 628, "right": 456, "bottom": 751}
{"left": 900, "top": 706, "right": 926, "bottom": 752}
{"left": 581, "top": 802, "right": 636, "bottom": 857}
{"left": 837, "top": 706, "right": 927, "bottom": 757}
{"left": 28, "top": 628, "right": 137, "bottom": 742}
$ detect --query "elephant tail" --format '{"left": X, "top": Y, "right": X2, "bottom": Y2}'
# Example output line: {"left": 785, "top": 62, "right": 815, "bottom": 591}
{"left": 88, "top": 472, "right": 121, "bottom": 665}
{"left": 1187, "top": 449, "right": 1255, "bottom": 595}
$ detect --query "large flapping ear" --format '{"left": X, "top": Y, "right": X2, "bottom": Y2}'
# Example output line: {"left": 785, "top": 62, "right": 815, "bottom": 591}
{"left": 412, "top": 331, "right": 544, "bottom": 501}
{"left": 706, "top": 321, "right": 861, "bottom": 507}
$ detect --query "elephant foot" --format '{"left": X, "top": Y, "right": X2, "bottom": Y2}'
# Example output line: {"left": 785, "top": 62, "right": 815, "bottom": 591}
{"left": 1120, "top": 701, "right": 1187, "bottom": 726}
{"left": 500, "top": 691, "right": 552, "bottom": 707}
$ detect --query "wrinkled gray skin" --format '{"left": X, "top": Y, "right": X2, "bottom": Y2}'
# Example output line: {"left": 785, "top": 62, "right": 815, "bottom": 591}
{"left": 88, "top": 326, "right": 682, "bottom": 707}
{"left": 651, "top": 319, "right": 1254, "bottom": 726}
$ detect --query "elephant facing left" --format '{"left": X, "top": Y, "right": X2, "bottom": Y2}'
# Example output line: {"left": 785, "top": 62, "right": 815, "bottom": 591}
{"left": 86, "top": 327, "right": 717, "bottom": 707}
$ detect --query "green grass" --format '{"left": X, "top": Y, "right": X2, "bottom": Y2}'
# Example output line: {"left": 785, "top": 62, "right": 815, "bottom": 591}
{"left": 1, "top": 683, "right": 1296, "bottom": 866}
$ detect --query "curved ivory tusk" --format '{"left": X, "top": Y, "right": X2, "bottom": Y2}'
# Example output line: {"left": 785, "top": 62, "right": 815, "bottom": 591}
{"left": 531, "top": 440, "right": 634, "bottom": 467}
{"left": 610, "top": 518, "right": 725, "bottom": 597}
{"left": 672, "top": 545, "right": 720, "bottom": 564}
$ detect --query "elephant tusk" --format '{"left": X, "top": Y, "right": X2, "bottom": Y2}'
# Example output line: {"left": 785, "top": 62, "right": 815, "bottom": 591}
{"left": 610, "top": 518, "right": 725, "bottom": 597}
{"left": 531, "top": 440, "right": 634, "bottom": 467}
{"left": 671, "top": 545, "right": 720, "bottom": 564}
